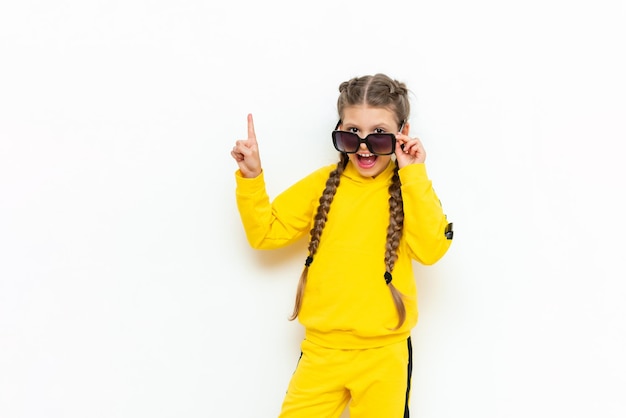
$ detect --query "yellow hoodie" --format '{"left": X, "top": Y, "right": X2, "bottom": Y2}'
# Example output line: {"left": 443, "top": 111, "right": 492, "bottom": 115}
{"left": 235, "top": 160, "right": 452, "bottom": 349}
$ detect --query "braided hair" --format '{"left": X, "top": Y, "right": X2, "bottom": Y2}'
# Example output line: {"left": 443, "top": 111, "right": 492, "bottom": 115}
{"left": 289, "top": 74, "right": 411, "bottom": 329}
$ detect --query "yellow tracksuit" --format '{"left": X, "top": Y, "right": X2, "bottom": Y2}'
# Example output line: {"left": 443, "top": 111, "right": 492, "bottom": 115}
{"left": 235, "top": 160, "right": 452, "bottom": 417}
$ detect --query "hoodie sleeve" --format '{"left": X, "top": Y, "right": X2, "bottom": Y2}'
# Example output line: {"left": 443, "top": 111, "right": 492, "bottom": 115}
{"left": 234, "top": 166, "right": 331, "bottom": 250}
{"left": 398, "top": 163, "right": 453, "bottom": 265}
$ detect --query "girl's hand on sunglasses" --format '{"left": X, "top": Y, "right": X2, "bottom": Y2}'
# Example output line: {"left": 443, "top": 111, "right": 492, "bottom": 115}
{"left": 231, "top": 114, "right": 262, "bottom": 178}
{"left": 395, "top": 133, "right": 426, "bottom": 168}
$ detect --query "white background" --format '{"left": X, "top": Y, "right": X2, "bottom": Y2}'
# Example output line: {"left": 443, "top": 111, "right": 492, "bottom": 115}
{"left": 1, "top": 1, "right": 625, "bottom": 417}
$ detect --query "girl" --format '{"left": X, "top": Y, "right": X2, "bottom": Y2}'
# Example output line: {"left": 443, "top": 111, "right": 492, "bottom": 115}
{"left": 231, "top": 74, "right": 453, "bottom": 417}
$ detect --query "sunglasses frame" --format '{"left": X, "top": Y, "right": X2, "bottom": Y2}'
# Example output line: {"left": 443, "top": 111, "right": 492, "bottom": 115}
{"left": 331, "top": 120, "right": 405, "bottom": 156}
{"left": 331, "top": 130, "right": 397, "bottom": 155}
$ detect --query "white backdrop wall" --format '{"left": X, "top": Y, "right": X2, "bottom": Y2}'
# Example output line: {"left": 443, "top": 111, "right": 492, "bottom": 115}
{"left": 1, "top": 1, "right": 625, "bottom": 417}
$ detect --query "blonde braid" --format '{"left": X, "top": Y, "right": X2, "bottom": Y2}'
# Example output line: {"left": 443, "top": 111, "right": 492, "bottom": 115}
{"left": 289, "top": 153, "right": 349, "bottom": 320}
{"left": 383, "top": 160, "right": 406, "bottom": 329}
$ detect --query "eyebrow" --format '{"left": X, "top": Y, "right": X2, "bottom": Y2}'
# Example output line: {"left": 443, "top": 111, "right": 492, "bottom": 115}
{"left": 336, "top": 120, "right": 396, "bottom": 131}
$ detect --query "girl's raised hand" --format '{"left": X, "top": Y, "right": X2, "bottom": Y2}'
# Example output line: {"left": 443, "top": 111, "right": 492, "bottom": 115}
{"left": 395, "top": 133, "right": 426, "bottom": 168}
{"left": 231, "top": 114, "right": 262, "bottom": 178}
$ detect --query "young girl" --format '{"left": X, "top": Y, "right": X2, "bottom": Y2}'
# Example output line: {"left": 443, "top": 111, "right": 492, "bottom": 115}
{"left": 231, "top": 73, "right": 453, "bottom": 417}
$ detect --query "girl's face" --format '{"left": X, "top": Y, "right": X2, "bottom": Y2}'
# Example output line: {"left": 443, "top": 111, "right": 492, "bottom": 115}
{"left": 339, "top": 105, "right": 404, "bottom": 178}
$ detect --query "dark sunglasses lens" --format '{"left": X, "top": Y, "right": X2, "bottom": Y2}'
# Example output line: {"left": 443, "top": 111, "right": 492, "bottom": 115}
{"left": 334, "top": 132, "right": 359, "bottom": 152}
{"left": 368, "top": 134, "right": 394, "bottom": 155}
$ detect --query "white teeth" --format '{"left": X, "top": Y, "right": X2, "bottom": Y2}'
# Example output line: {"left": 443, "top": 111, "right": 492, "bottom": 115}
{"left": 358, "top": 153, "right": 374, "bottom": 157}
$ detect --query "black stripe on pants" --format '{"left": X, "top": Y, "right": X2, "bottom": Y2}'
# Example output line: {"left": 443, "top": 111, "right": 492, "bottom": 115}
{"left": 404, "top": 337, "right": 413, "bottom": 417}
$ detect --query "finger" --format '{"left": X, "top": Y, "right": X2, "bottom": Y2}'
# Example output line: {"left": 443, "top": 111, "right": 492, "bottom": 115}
{"left": 397, "top": 138, "right": 422, "bottom": 156}
{"left": 231, "top": 148, "right": 245, "bottom": 162}
{"left": 412, "top": 139, "right": 425, "bottom": 155}
{"left": 406, "top": 142, "right": 422, "bottom": 155}
{"left": 406, "top": 143, "right": 419, "bottom": 155}
{"left": 234, "top": 140, "right": 254, "bottom": 157}
{"left": 407, "top": 139, "right": 426, "bottom": 162}
{"left": 247, "top": 113, "right": 256, "bottom": 141}
{"left": 396, "top": 134, "right": 409, "bottom": 152}
{"left": 396, "top": 132, "right": 409, "bottom": 145}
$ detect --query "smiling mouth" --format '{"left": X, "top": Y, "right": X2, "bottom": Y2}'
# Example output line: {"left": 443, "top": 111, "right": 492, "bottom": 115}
{"left": 356, "top": 153, "right": 377, "bottom": 168}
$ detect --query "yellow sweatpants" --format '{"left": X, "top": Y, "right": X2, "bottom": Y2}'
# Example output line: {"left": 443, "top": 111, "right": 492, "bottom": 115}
{"left": 279, "top": 337, "right": 413, "bottom": 418}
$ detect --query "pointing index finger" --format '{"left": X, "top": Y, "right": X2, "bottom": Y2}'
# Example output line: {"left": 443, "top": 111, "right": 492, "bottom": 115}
{"left": 247, "top": 113, "right": 256, "bottom": 140}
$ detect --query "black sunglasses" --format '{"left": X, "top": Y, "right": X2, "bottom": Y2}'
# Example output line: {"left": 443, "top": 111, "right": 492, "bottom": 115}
{"left": 331, "top": 120, "right": 404, "bottom": 156}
